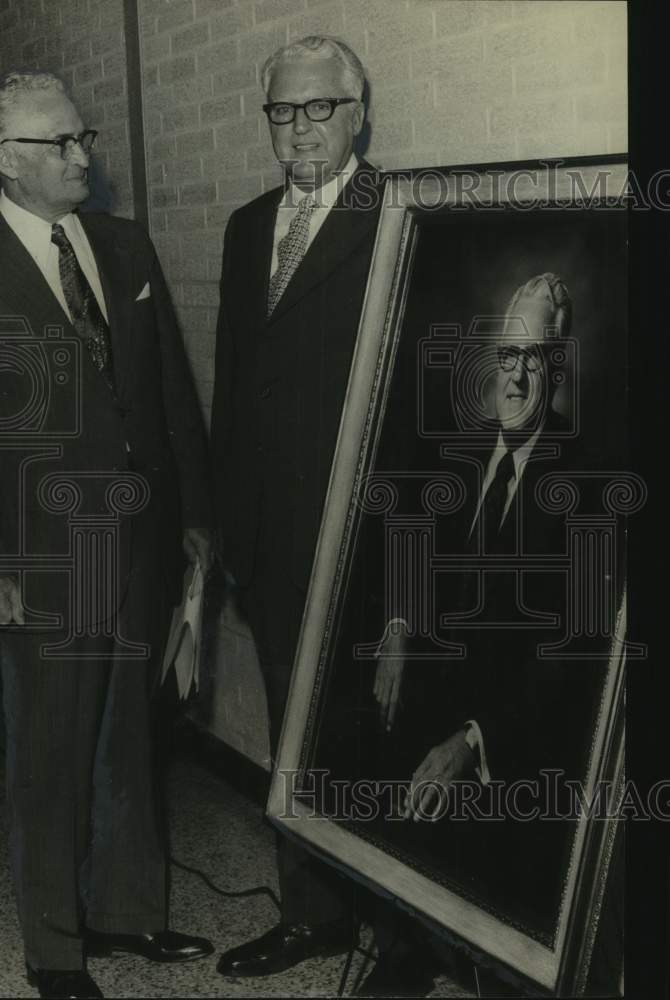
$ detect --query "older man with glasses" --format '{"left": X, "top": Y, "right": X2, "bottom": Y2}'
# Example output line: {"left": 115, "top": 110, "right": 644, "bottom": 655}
{"left": 0, "top": 70, "right": 213, "bottom": 998}
{"left": 210, "top": 34, "right": 388, "bottom": 979}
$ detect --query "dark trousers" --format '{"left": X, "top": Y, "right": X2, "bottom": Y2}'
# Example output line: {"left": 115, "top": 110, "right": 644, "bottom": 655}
{"left": 240, "top": 565, "right": 353, "bottom": 929}
{"left": 1, "top": 555, "right": 171, "bottom": 970}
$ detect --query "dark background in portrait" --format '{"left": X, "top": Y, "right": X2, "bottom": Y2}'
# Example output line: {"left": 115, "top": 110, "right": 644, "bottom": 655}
{"left": 399, "top": 206, "right": 627, "bottom": 465}
{"left": 303, "top": 207, "right": 626, "bottom": 944}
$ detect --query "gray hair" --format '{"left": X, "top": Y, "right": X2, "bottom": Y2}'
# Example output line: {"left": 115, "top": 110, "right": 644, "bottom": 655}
{"left": 261, "top": 36, "right": 366, "bottom": 99}
{"left": 505, "top": 272, "right": 572, "bottom": 339}
{"left": 0, "top": 70, "right": 66, "bottom": 138}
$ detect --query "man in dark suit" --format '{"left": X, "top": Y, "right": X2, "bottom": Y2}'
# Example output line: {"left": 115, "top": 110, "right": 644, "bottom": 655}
{"left": 210, "top": 35, "right": 386, "bottom": 978}
{"left": 0, "top": 71, "right": 213, "bottom": 999}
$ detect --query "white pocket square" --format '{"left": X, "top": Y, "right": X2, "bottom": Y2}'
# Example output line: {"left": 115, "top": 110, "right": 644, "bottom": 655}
{"left": 136, "top": 281, "right": 151, "bottom": 301}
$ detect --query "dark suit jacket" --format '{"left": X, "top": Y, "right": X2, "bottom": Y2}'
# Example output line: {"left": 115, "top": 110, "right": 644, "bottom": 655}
{"left": 0, "top": 211, "right": 210, "bottom": 625}
{"left": 425, "top": 411, "right": 605, "bottom": 783}
{"left": 210, "top": 163, "right": 385, "bottom": 591}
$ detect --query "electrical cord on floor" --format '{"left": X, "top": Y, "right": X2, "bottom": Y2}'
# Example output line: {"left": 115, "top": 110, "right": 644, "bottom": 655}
{"left": 169, "top": 855, "right": 281, "bottom": 913}
{"left": 170, "top": 857, "right": 380, "bottom": 998}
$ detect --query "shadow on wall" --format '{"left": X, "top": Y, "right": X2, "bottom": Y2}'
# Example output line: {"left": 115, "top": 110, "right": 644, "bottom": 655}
{"left": 81, "top": 156, "right": 116, "bottom": 214}
{"left": 355, "top": 79, "right": 372, "bottom": 162}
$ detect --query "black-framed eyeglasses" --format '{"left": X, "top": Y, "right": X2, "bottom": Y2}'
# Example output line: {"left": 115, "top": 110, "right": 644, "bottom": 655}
{"left": 262, "top": 98, "right": 358, "bottom": 125}
{"left": 497, "top": 345, "right": 544, "bottom": 373}
{"left": 0, "top": 129, "right": 98, "bottom": 159}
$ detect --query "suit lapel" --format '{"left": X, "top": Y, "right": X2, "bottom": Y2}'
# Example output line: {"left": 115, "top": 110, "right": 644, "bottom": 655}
{"left": 498, "top": 427, "right": 564, "bottom": 552}
{"left": 267, "top": 165, "right": 383, "bottom": 326}
{"left": 78, "top": 212, "right": 133, "bottom": 403}
{"left": 0, "top": 215, "right": 72, "bottom": 334}
{"left": 249, "top": 189, "right": 282, "bottom": 329}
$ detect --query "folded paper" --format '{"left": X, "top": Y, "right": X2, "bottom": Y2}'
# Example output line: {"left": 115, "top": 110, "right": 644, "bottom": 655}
{"left": 161, "top": 559, "right": 204, "bottom": 699}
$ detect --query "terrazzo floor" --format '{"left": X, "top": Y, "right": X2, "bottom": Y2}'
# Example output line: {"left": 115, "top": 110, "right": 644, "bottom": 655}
{"left": 0, "top": 736, "right": 478, "bottom": 999}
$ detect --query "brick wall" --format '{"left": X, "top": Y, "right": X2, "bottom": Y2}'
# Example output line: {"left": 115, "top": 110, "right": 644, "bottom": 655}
{"left": 139, "top": 0, "right": 627, "bottom": 422}
{"left": 0, "top": 0, "right": 628, "bottom": 419}
{"left": 0, "top": 0, "right": 134, "bottom": 217}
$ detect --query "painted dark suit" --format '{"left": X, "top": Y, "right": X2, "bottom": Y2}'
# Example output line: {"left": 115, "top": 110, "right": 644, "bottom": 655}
{"left": 396, "top": 412, "right": 610, "bottom": 940}
{"left": 210, "top": 162, "right": 385, "bottom": 924}
{"left": 433, "top": 415, "right": 582, "bottom": 775}
{"left": 313, "top": 408, "right": 610, "bottom": 940}
{"left": 0, "top": 211, "right": 210, "bottom": 969}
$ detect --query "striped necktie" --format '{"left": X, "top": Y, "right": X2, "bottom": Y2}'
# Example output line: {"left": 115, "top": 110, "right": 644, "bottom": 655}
{"left": 267, "top": 194, "right": 317, "bottom": 317}
{"left": 51, "top": 223, "right": 117, "bottom": 395}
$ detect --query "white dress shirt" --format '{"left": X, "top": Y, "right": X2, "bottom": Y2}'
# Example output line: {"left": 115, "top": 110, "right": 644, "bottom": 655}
{"left": 270, "top": 153, "right": 359, "bottom": 278}
{"left": 0, "top": 190, "right": 109, "bottom": 323}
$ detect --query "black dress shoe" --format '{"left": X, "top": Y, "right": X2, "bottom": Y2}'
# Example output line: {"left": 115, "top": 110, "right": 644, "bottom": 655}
{"left": 356, "top": 955, "right": 436, "bottom": 997}
{"left": 217, "top": 920, "right": 355, "bottom": 977}
{"left": 84, "top": 929, "right": 213, "bottom": 963}
{"left": 26, "top": 965, "right": 103, "bottom": 999}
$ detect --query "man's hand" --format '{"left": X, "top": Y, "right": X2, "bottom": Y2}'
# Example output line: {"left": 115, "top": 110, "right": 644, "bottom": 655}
{"left": 0, "top": 576, "right": 24, "bottom": 625}
{"left": 373, "top": 620, "right": 408, "bottom": 731}
{"left": 183, "top": 527, "right": 213, "bottom": 576}
{"left": 403, "top": 729, "right": 476, "bottom": 822}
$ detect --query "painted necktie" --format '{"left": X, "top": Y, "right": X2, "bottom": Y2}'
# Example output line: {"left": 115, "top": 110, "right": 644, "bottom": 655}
{"left": 459, "top": 449, "right": 516, "bottom": 612}
{"left": 478, "top": 449, "right": 515, "bottom": 550}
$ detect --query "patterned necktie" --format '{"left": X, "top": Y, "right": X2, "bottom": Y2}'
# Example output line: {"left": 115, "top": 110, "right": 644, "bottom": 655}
{"left": 267, "top": 194, "right": 317, "bottom": 317}
{"left": 51, "top": 223, "right": 117, "bottom": 395}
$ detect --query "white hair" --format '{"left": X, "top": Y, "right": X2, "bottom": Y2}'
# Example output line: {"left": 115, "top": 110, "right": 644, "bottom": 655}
{"left": 261, "top": 35, "right": 366, "bottom": 99}
{"left": 0, "top": 70, "right": 66, "bottom": 138}
{"left": 505, "top": 272, "right": 572, "bottom": 339}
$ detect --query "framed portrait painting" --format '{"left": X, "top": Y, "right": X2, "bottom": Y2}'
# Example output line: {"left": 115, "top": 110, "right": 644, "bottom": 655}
{"left": 267, "top": 157, "right": 641, "bottom": 996}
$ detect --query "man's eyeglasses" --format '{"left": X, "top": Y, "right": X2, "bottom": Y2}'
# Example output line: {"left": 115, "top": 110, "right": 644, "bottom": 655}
{"left": 497, "top": 345, "right": 544, "bottom": 373}
{"left": 0, "top": 129, "right": 98, "bottom": 160}
{"left": 262, "top": 98, "right": 358, "bottom": 125}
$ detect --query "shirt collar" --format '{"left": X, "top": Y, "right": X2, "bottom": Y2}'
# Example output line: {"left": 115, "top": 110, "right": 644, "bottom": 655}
{"left": 0, "top": 190, "right": 76, "bottom": 267}
{"left": 281, "top": 153, "right": 359, "bottom": 211}
{"left": 493, "top": 423, "right": 544, "bottom": 481}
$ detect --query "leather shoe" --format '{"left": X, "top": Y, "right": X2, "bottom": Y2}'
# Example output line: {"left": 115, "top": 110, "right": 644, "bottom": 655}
{"left": 217, "top": 920, "right": 355, "bottom": 977}
{"left": 356, "top": 955, "right": 436, "bottom": 997}
{"left": 26, "top": 965, "right": 103, "bottom": 999}
{"left": 85, "top": 929, "right": 213, "bottom": 963}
